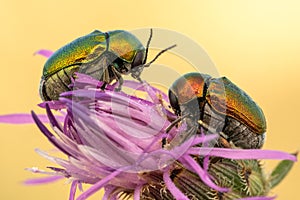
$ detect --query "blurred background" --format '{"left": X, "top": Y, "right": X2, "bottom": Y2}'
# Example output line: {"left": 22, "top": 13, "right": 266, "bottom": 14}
{"left": 1, "top": 0, "right": 299, "bottom": 199}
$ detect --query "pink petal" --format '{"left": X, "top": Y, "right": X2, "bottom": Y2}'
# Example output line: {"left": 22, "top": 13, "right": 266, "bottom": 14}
{"left": 69, "top": 181, "right": 78, "bottom": 200}
{"left": 133, "top": 184, "right": 143, "bottom": 200}
{"left": 76, "top": 169, "right": 125, "bottom": 200}
{"left": 182, "top": 155, "right": 229, "bottom": 192}
{"left": 239, "top": 197, "right": 276, "bottom": 200}
{"left": 23, "top": 175, "right": 63, "bottom": 185}
{"left": 34, "top": 49, "right": 53, "bottom": 58}
{"left": 103, "top": 186, "right": 116, "bottom": 200}
{"left": 188, "top": 148, "right": 297, "bottom": 161}
{"left": 0, "top": 113, "right": 56, "bottom": 124}
{"left": 163, "top": 168, "right": 190, "bottom": 200}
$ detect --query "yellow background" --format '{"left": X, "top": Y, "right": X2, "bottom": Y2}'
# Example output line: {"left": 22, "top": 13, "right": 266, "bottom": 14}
{"left": 1, "top": 0, "right": 299, "bottom": 199}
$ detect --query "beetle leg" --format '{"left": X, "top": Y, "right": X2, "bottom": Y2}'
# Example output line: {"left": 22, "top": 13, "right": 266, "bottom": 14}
{"left": 131, "top": 66, "right": 144, "bottom": 83}
{"left": 218, "top": 137, "right": 232, "bottom": 148}
{"left": 165, "top": 114, "right": 189, "bottom": 133}
{"left": 198, "top": 119, "right": 222, "bottom": 135}
{"left": 79, "top": 55, "right": 110, "bottom": 81}
{"left": 96, "top": 57, "right": 111, "bottom": 90}
{"left": 116, "top": 76, "right": 124, "bottom": 91}
{"left": 163, "top": 114, "right": 190, "bottom": 148}
{"left": 198, "top": 119, "right": 232, "bottom": 147}
{"left": 102, "top": 65, "right": 110, "bottom": 84}
{"left": 136, "top": 77, "right": 143, "bottom": 83}
{"left": 111, "top": 67, "right": 123, "bottom": 91}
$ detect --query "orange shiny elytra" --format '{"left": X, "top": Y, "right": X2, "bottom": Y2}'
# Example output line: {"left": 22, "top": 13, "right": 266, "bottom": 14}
{"left": 169, "top": 72, "right": 266, "bottom": 149}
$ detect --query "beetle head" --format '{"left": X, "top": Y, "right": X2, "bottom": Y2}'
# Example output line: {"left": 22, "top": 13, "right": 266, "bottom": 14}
{"left": 168, "top": 73, "right": 211, "bottom": 117}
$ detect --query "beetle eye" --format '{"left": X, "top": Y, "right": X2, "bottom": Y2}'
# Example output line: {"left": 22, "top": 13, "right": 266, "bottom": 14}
{"left": 132, "top": 51, "right": 144, "bottom": 68}
{"left": 169, "top": 90, "right": 181, "bottom": 115}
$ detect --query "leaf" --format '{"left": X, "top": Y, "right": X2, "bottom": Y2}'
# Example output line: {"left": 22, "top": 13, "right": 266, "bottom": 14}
{"left": 269, "top": 152, "right": 298, "bottom": 188}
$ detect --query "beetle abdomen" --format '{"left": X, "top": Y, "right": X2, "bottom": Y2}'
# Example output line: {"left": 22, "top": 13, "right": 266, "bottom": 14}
{"left": 222, "top": 117, "right": 265, "bottom": 149}
{"left": 201, "top": 103, "right": 265, "bottom": 149}
{"left": 40, "top": 65, "right": 79, "bottom": 101}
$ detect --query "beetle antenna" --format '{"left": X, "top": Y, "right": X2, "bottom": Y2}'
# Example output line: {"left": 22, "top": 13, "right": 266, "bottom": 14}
{"left": 144, "top": 44, "right": 177, "bottom": 67}
{"left": 143, "top": 28, "right": 153, "bottom": 64}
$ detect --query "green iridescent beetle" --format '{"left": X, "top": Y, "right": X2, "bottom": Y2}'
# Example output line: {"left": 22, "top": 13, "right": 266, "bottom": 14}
{"left": 40, "top": 29, "right": 176, "bottom": 100}
{"left": 168, "top": 72, "right": 266, "bottom": 149}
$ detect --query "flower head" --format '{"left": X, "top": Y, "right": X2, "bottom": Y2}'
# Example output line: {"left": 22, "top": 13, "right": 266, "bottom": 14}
{"left": 0, "top": 73, "right": 297, "bottom": 200}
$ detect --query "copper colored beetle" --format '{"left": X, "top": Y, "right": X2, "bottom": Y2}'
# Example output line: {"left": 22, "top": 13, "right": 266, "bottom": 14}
{"left": 168, "top": 72, "right": 266, "bottom": 149}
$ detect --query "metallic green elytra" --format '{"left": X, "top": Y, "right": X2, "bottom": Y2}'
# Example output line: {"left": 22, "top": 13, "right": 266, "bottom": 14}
{"left": 168, "top": 72, "right": 266, "bottom": 149}
{"left": 40, "top": 29, "right": 176, "bottom": 100}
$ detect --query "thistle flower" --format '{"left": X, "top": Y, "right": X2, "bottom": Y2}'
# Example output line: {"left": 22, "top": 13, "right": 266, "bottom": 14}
{"left": 0, "top": 73, "right": 297, "bottom": 200}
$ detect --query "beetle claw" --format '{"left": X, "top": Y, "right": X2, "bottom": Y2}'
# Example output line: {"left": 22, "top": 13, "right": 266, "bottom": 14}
{"left": 137, "top": 77, "right": 143, "bottom": 83}
{"left": 114, "top": 87, "right": 121, "bottom": 92}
